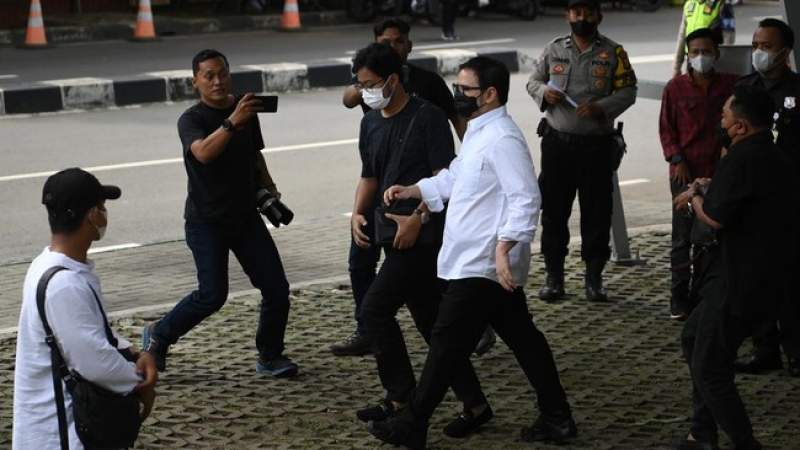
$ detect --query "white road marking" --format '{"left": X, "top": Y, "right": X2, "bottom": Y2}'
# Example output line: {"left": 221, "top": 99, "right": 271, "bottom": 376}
{"left": 342, "top": 212, "right": 353, "bottom": 217}
{"left": 629, "top": 54, "right": 674, "bottom": 64}
{"left": 0, "top": 74, "right": 18, "bottom": 80}
{"left": 345, "top": 38, "right": 517, "bottom": 55}
{"left": 0, "top": 138, "right": 359, "bottom": 183}
{"left": 618, "top": 178, "right": 650, "bottom": 186}
{"left": 88, "top": 243, "right": 142, "bottom": 254}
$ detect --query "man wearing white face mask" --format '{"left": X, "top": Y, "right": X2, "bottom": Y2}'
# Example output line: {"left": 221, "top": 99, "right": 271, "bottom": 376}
{"left": 350, "top": 42, "right": 493, "bottom": 438}
{"left": 734, "top": 18, "right": 800, "bottom": 378}
{"left": 659, "top": 28, "right": 737, "bottom": 321}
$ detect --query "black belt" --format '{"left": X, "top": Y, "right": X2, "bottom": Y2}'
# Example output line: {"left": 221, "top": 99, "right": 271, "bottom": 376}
{"left": 539, "top": 119, "right": 613, "bottom": 146}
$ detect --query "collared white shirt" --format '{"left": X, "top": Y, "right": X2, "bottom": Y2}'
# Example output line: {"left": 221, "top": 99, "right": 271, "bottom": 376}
{"left": 13, "top": 248, "right": 140, "bottom": 450}
{"left": 418, "top": 106, "right": 541, "bottom": 286}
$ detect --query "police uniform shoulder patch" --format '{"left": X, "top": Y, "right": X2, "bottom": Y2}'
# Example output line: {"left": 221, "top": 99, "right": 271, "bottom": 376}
{"left": 612, "top": 46, "right": 637, "bottom": 90}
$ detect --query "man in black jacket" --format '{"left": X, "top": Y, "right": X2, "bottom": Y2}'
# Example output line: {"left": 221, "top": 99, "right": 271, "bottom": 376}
{"left": 673, "top": 85, "right": 797, "bottom": 450}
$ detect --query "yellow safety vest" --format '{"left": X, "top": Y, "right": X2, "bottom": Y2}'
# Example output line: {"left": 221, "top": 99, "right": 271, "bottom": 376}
{"left": 684, "top": 0, "right": 723, "bottom": 35}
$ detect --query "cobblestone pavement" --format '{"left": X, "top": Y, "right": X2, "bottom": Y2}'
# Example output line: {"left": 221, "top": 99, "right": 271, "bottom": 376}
{"left": 2, "top": 232, "right": 798, "bottom": 449}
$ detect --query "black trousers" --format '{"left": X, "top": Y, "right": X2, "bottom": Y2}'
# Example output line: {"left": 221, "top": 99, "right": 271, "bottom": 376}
{"left": 671, "top": 180, "right": 693, "bottom": 304}
{"left": 440, "top": 0, "right": 458, "bottom": 34}
{"left": 411, "top": 278, "right": 570, "bottom": 421}
{"left": 361, "top": 245, "right": 487, "bottom": 409}
{"left": 750, "top": 295, "right": 800, "bottom": 360}
{"left": 539, "top": 132, "right": 613, "bottom": 269}
{"left": 681, "top": 265, "right": 757, "bottom": 446}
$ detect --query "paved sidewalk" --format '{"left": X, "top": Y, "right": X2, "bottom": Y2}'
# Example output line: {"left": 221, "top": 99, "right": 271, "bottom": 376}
{"left": 1, "top": 232, "right": 798, "bottom": 449}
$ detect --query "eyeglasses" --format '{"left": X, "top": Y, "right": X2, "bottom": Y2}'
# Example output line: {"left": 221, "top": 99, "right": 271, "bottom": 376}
{"left": 452, "top": 83, "right": 482, "bottom": 94}
{"left": 353, "top": 78, "right": 386, "bottom": 90}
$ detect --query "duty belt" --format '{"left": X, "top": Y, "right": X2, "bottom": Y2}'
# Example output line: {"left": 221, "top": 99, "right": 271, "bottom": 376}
{"left": 538, "top": 119, "right": 613, "bottom": 146}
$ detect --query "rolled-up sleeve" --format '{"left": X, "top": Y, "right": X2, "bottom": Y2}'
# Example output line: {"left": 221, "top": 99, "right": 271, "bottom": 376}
{"left": 418, "top": 165, "right": 456, "bottom": 213}
{"left": 47, "top": 280, "right": 140, "bottom": 395}
{"left": 490, "top": 135, "right": 540, "bottom": 243}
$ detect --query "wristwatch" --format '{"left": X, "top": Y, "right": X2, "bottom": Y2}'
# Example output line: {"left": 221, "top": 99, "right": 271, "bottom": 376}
{"left": 413, "top": 208, "right": 430, "bottom": 224}
{"left": 221, "top": 119, "right": 235, "bottom": 132}
{"left": 670, "top": 154, "right": 684, "bottom": 165}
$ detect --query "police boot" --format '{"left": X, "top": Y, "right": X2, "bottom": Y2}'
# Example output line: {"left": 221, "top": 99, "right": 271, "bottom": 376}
{"left": 584, "top": 259, "right": 609, "bottom": 302}
{"left": 538, "top": 257, "right": 565, "bottom": 302}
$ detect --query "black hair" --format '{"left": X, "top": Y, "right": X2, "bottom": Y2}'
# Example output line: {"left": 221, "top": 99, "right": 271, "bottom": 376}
{"left": 373, "top": 17, "right": 410, "bottom": 37}
{"left": 730, "top": 85, "right": 776, "bottom": 129}
{"left": 458, "top": 56, "right": 510, "bottom": 105}
{"left": 351, "top": 42, "right": 403, "bottom": 79}
{"left": 686, "top": 27, "right": 722, "bottom": 48}
{"left": 192, "top": 49, "right": 230, "bottom": 76}
{"left": 47, "top": 204, "right": 93, "bottom": 234}
{"left": 758, "top": 18, "right": 794, "bottom": 50}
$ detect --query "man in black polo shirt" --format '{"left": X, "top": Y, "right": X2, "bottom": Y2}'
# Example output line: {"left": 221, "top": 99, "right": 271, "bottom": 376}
{"left": 333, "top": 17, "right": 500, "bottom": 357}
{"left": 733, "top": 18, "right": 800, "bottom": 377}
{"left": 141, "top": 49, "right": 298, "bottom": 378}
{"left": 350, "top": 42, "right": 492, "bottom": 440}
{"left": 673, "top": 85, "right": 797, "bottom": 450}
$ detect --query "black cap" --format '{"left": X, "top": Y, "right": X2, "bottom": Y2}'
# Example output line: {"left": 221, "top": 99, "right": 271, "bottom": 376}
{"left": 42, "top": 168, "right": 121, "bottom": 221}
{"left": 567, "top": 0, "right": 600, "bottom": 10}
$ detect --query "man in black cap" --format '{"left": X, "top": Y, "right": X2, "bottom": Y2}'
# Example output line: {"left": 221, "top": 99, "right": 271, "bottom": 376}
{"left": 527, "top": 0, "right": 636, "bottom": 303}
{"left": 13, "top": 168, "right": 157, "bottom": 449}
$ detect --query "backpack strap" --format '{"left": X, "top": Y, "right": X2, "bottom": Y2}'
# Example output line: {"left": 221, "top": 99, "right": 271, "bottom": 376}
{"left": 35, "top": 266, "right": 71, "bottom": 450}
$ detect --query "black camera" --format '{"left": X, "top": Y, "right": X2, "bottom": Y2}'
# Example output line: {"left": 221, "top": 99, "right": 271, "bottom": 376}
{"left": 255, "top": 188, "right": 294, "bottom": 228}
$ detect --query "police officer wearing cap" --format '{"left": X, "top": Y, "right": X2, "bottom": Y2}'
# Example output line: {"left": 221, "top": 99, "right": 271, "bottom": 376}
{"left": 733, "top": 18, "right": 800, "bottom": 377}
{"left": 527, "top": 0, "right": 636, "bottom": 303}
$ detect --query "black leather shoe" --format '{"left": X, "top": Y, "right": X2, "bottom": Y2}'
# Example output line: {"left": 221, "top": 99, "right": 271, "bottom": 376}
{"left": 367, "top": 414, "right": 427, "bottom": 450}
{"left": 356, "top": 399, "right": 396, "bottom": 422}
{"left": 538, "top": 272, "right": 565, "bottom": 302}
{"left": 733, "top": 352, "right": 783, "bottom": 374}
{"left": 786, "top": 355, "right": 800, "bottom": 377}
{"left": 330, "top": 332, "right": 372, "bottom": 357}
{"left": 443, "top": 405, "right": 493, "bottom": 438}
{"left": 474, "top": 327, "right": 496, "bottom": 356}
{"left": 520, "top": 413, "right": 577, "bottom": 444}
{"left": 584, "top": 259, "right": 609, "bottom": 302}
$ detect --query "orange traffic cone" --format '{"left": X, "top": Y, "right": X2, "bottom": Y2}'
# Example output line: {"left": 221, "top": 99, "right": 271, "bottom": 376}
{"left": 23, "top": 0, "right": 48, "bottom": 48}
{"left": 279, "top": 0, "right": 302, "bottom": 31}
{"left": 132, "top": 0, "right": 157, "bottom": 41}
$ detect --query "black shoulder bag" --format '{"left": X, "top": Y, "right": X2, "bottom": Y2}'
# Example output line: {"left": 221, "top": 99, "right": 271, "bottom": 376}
{"left": 37, "top": 266, "right": 142, "bottom": 450}
{"left": 373, "top": 104, "right": 438, "bottom": 247}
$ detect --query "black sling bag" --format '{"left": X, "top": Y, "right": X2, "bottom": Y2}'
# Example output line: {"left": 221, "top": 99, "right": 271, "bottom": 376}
{"left": 36, "top": 266, "right": 142, "bottom": 450}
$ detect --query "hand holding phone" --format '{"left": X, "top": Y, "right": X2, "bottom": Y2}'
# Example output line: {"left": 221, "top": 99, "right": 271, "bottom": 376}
{"left": 253, "top": 95, "right": 279, "bottom": 113}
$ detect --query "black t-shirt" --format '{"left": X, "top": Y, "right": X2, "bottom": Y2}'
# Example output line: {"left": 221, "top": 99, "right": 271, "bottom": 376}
{"left": 178, "top": 100, "right": 264, "bottom": 223}
{"left": 360, "top": 63, "right": 457, "bottom": 120}
{"left": 737, "top": 71, "right": 800, "bottom": 173}
{"left": 703, "top": 130, "right": 798, "bottom": 317}
{"left": 359, "top": 96, "right": 455, "bottom": 209}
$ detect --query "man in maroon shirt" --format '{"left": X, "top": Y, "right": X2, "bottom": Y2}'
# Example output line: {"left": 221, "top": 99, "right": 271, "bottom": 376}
{"left": 659, "top": 28, "right": 738, "bottom": 321}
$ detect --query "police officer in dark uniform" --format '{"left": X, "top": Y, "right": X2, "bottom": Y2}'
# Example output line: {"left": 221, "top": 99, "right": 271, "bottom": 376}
{"left": 734, "top": 18, "right": 800, "bottom": 377}
{"left": 526, "top": 0, "right": 636, "bottom": 302}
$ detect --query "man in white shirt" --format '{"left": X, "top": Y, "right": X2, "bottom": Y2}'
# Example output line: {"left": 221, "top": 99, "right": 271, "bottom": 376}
{"left": 368, "top": 57, "right": 576, "bottom": 449}
{"left": 13, "top": 168, "right": 157, "bottom": 450}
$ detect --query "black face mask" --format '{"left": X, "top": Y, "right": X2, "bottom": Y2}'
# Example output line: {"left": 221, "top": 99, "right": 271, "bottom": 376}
{"left": 570, "top": 20, "right": 597, "bottom": 38}
{"left": 454, "top": 90, "right": 481, "bottom": 118}
{"left": 717, "top": 124, "right": 733, "bottom": 150}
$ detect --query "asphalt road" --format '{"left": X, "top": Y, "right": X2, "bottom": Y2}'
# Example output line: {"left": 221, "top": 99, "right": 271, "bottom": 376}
{"left": 0, "top": 2, "right": 782, "bottom": 86}
{"left": 0, "top": 2, "right": 787, "bottom": 264}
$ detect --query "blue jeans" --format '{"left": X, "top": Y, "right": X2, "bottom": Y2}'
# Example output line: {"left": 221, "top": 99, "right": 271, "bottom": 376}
{"left": 154, "top": 213, "right": 290, "bottom": 361}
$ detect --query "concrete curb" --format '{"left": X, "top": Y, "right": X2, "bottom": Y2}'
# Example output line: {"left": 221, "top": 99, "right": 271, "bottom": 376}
{"left": 0, "top": 11, "right": 350, "bottom": 47}
{"left": 0, "top": 47, "right": 527, "bottom": 115}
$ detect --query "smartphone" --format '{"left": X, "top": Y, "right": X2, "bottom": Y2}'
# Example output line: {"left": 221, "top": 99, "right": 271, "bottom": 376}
{"left": 253, "top": 95, "right": 278, "bottom": 113}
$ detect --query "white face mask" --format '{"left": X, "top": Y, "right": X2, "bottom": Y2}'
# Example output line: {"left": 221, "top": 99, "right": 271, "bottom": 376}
{"left": 752, "top": 48, "right": 783, "bottom": 74}
{"left": 689, "top": 54, "right": 715, "bottom": 74}
{"left": 362, "top": 78, "right": 394, "bottom": 110}
{"left": 90, "top": 207, "right": 107, "bottom": 241}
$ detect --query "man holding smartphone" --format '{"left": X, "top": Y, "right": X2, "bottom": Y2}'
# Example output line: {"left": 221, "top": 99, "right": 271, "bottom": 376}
{"left": 142, "top": 49, "right": 298, "bottom": 378}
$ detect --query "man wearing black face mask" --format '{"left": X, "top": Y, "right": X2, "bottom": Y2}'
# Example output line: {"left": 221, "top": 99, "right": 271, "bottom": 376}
{"left": 733, "top": 18, "right": 800, "bottom": 378}
{"left": 527, "top": 0, "right": 636, "bottom": 303}
{"left": 673, "top": 85, "right": 797, "bottom": 450}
